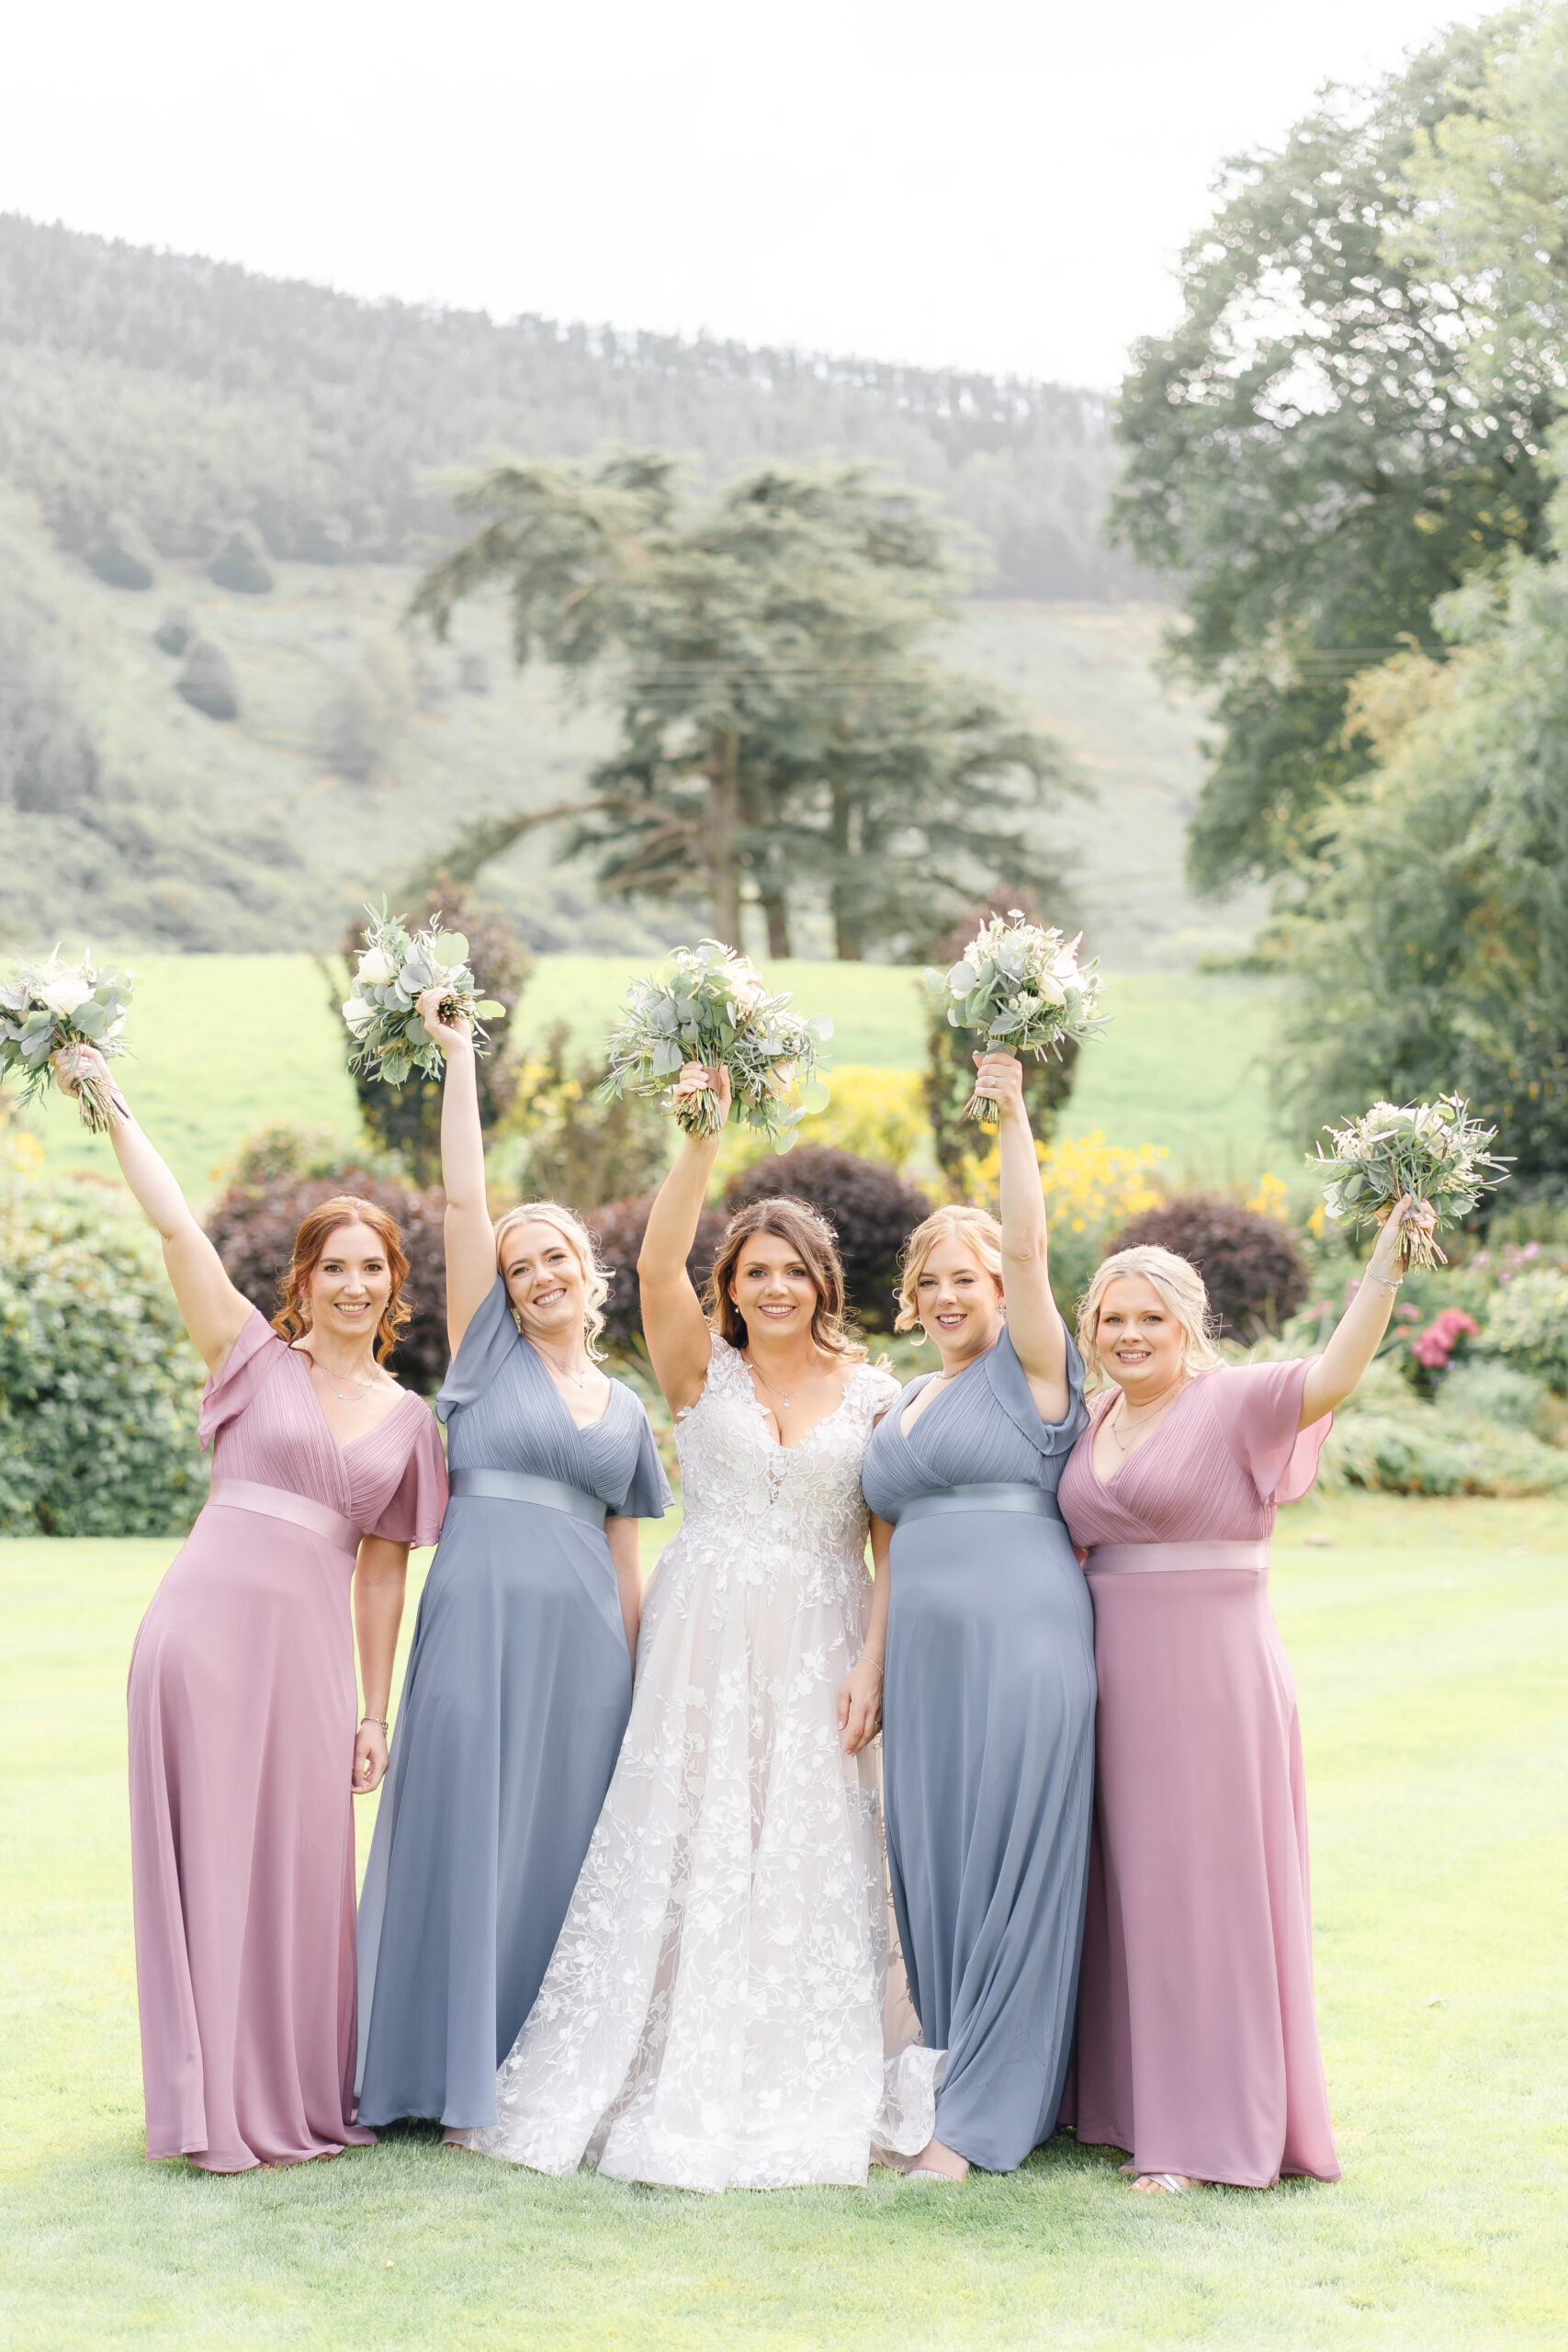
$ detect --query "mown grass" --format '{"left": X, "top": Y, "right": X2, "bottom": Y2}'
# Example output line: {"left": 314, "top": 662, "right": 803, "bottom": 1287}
{"left": 24, "top": 954, "right": 1287, "bottom": 1201}
{"left": 2, "top": 1496, "right": 1563, "bottom": 2349}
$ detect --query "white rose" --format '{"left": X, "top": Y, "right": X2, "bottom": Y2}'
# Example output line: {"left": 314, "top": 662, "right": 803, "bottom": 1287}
{"left": 38, "top": 970, "right": 93, "bottom": 1019}
{"left": 342, "top": 997, "right": 373, "bottom": 1027}
{"left": 356, "top": 947, "right": 396, "bottom": 987}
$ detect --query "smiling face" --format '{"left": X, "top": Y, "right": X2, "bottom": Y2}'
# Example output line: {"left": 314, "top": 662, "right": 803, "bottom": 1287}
{"left": 914, "top": 1236, "right": 1004, "bottom": 1371}
{"left": 500, "top": 1219, "right": 590, "bottom": 1344}
{"left": 305, "top": 1219, "right": 394, "bottom": 1348}
{"left": 1093, "top": 1273, "right": 1188, "bottom": 1401}
{"left": 728, "top": 1231, "right": 823, "bottom": 1343}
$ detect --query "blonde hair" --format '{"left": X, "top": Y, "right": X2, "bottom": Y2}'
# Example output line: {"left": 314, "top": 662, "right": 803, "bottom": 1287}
{"left": 1076, "top": 1244, "right": 1223, "bottom": 1389}
{"left": 895, "top": 1206, "right": 1005, "bottom": 1337}
{"left": 493, "top": 1202, "right": 610, "bottom": 1360}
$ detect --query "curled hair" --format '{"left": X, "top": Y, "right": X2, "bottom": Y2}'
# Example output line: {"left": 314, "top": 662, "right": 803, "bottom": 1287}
{"left": 704, "top": 1196, "right": 865, "bottom": 1361}
{"left": 1076, "top": 1243, "right": 1224, "bottom": 1389}
{"left": 894, "top": 1205, "right": 1005, "bottom": 1337}
{"left": 494, "top": 1202, "right": 611, "bottom": 1361}
{"left": 273, "top": 1195, "right": 412, "bottom": 1366}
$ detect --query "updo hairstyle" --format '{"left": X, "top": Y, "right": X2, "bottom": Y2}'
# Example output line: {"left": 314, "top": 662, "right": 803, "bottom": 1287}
{"left": 894, "top": 1205, "right": 1005, "bottom": 1339}
{"left": 494, "top": 1202, "right": 611, "bottom": 1360}
{"left": 1076, "top": 1243, "right": 1223, "bottom": 1389}
{"left": 272, "top": 1195, "right": 412, "bottom": 1366}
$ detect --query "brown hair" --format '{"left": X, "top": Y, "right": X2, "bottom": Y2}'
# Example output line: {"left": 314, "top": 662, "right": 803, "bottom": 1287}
{"left": 894, "top": 1205, "right": 1005, "bottom": 1336}
{"left": 1076, "top": 1243, "right": 1223, "bottom": 1390}
{"left": 272, "top": 1195, "right": 412, "bottom": 1366}
{"left": 702, "top": 1196, "right": 865, "bottom": 1361}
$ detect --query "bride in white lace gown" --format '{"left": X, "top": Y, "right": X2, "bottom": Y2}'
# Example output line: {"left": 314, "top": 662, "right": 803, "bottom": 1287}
{"left": 464, "top": 1065, "right": 939, "bottom": 2188}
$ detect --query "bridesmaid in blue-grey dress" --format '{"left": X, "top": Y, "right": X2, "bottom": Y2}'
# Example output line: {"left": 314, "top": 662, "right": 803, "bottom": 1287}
{"left": 355, "top": 992, "right": 669, "bottom": 2137}
{"left": 853, "top": 1049, "right": 1093, "bottom": 2179}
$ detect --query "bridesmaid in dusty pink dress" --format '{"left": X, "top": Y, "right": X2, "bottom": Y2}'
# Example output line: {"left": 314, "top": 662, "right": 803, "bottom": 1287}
{"left": 56, "top": 1046, "right": 446, "bottom": 2173}
{"left": 1057, "top": 1200, "right": 1431, "bottom": 2194}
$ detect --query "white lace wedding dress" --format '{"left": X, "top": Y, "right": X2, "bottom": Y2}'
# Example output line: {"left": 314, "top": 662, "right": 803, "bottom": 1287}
{"left": 464, "top": 1335, "right": 942, "bottom": 2188}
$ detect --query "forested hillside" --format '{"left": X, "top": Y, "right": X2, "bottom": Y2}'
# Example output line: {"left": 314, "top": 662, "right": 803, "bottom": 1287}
{"left": 0, "top": 215, "right": 1141, "bottom": 599}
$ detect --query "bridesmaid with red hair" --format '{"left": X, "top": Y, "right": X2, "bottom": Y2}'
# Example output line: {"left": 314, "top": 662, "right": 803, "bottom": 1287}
{"left": 56, "top": 1046, "right": 446, "bottom": 2173}
{"left": 1057, "top": 1199, "right": 1432, "bottom": 2194}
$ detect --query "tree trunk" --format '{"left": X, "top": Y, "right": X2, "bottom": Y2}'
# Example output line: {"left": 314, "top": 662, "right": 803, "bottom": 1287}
{"left": 705, "top": 724, "right": 743, "bottom": 945}
{"left": 761, "top": 891, "right": 792, "bottom": 958}
{"left": 830, "top": 778, "right": 864, "bottom": 961}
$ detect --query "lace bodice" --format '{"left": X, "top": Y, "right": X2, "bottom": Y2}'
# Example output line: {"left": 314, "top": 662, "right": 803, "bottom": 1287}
{"left": 670, "top": 1336, "right": 899, "bottom": 1602}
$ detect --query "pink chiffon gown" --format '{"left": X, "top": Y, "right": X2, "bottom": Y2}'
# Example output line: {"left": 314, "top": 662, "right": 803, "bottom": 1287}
{"left": 1056, "top": 1357, "right": 1341, "bottom": 2189}
{"left": 127, "top": 1308, "right": 447, "bottom": 2171}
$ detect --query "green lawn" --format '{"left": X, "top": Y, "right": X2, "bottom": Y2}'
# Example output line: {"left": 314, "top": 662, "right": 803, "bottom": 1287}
{"left": 23, "top": 954, "right": 1288, "bottom": 1201}
{"left": 2, "top": 1497, "right": 1563, "bottom": 2349}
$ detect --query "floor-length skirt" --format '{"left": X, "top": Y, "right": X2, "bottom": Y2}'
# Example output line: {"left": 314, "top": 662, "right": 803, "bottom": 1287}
{"left": 128, "top": 1502, "right": 373, "bottom": 2171}
{"left": 1070, "top": 1561, "right": 1340, "bottom": 2188}
{"left": 884, "top": 1514, "right": 1095, "bottom": 2170}
{"left": 355, "top": 1494, "right": 633, "bottom": 2129}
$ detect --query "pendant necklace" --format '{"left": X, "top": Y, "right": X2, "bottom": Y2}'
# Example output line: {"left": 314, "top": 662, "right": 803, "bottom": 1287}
{"left": 534, "top": 1341, "right": 592, "bottom": 1388}
{"left": 312, "top": 1358, "right": 379, "bottom": 1404}
{"left": 745, "top": 1354, "right": 814, "bottom": 1410}
{"left": 1110, "top": 1380, "right": 1185, "bottom": 1453}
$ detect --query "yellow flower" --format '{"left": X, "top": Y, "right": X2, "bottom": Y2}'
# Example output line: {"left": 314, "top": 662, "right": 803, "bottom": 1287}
{"left": 1246, "top": 1171, "right": 1292, "bottom": 1223}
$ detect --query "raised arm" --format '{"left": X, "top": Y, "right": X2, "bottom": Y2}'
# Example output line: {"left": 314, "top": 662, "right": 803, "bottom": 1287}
{"left": 52, "top": 1045, "right": 251, "bottom": 1377}
{"left": 416, "top": 991, "right": 495, "bottom": 1355}
{"left": 1300, "top": 1193, "right": 1436, "bottom": 1426}
{"left": 975, "top": 1050, "right": 1067, "bottom": 1418}
{"left": 637, "top": 1061, "right": 729, "bottom": 1417}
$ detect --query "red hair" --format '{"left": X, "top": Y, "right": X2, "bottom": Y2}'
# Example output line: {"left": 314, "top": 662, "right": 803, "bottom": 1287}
{"left": 271, "top": 1195, "right": 412, "bottom": 1365}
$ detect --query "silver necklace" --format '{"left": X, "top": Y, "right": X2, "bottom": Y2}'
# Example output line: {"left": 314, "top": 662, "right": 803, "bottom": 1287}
{"left": 310, "top": 1358, "right": 379, "bottom": 1403}
{"left": 744, "top": 1353, "right": 825, "bottom": 1409}
{"left": 1109, "top": 1381, "right": 1186, "bottom": 1453}
{"left": 533, "top": 1340, "right": 592, "bottom": 1388}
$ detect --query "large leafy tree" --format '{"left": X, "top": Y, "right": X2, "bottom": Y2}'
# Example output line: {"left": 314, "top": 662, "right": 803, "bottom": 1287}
{"left": 411, "top": 453, "right": 1073, "bottom": 958}
{"left": 1113, "top": 15, "right": 1560, "bottom": 896}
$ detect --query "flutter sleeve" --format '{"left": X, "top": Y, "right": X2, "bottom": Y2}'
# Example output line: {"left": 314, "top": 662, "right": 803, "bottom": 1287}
{"left": 988, "top": 1322, "right": 1090, "bottom": 1460}
{"left": 434, "top": 1275, "right": 517, "bottom": 1423}
{"left": 609, "top": 1399, "right": 673, "bottom": 1520}
{"left": 197, "top": 1306, "right": 284, "bottom": 1452}
{"left": 369, "top": 1407, "right": 449, "bottom": 1546}
{"left": 1221, "top": 1357, "right": 1333, "bottom": 1505}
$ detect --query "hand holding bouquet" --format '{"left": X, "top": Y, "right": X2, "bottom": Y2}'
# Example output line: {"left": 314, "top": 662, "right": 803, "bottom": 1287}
{"left": 341, "top": 902, "right": 505, "bottom": 1088}
{"left": 927, "top": 910, "right": 1104, "bottom": 1125}
{"left": 600, "top": 940, "right": 831, "bottom": 1144}
{"left": 1, "top": 951, "right": 133, "bottom": 1131}
{"left": 1313, "top": 1095, "right": 1510, "bottom": 1271}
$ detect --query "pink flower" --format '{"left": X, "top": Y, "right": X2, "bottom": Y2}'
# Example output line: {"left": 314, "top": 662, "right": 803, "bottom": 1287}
{"left": 1411, "top": 1308, "right": 1481, "bottom": 1370}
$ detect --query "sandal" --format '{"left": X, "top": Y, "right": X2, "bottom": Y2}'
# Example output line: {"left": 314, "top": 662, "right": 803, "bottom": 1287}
{"left": 1130, "top": 2172, "right": 1193, "bottom": 2194}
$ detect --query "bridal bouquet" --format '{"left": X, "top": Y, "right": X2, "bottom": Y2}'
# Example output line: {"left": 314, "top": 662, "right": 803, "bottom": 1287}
{"left": 0, "top": 951, "right": 134, "bottom": 1131}
{"left": 1313, "top": 1096, "right": 1511, "bottom": 1270}
{"left": 341, "top": 902, "right": 506, "bottom": 1088}
{"left": 927, "top": 910, "right": 1105, "bottom": 1125}
{"left": 599, "top": 940, "right": 831, "bottom": 1143}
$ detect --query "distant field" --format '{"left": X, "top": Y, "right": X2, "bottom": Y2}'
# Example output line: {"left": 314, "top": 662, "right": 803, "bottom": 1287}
{"left": 24, "top": 953, "right": 1291, "bottom": 1200}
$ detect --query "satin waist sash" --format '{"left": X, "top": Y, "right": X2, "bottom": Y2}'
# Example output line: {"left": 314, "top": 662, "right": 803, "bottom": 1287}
{"left": 208, "top": 1476, "right": 361, "bottom": 1558}
{"left": 449, "top": 1466, "right": 607, "bottom": 1527}
{"left": 896, "top": 1481, "right": 1061, "bottom": 1529}
{"left": 1086, "top": 1538, "right": 1270, "bottom": 1575}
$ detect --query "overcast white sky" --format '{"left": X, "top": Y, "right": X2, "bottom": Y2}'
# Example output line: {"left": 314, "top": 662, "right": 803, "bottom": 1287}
{"left": 3, "top": 0, "right": 1468, "bottom": 387}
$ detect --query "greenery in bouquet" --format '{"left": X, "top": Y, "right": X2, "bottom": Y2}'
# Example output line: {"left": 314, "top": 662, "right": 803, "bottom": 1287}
{"left": 927, "top": 911, "right": 1104, "bottom": 1126}
{"left": 0, "top": 951, "right": 134, "bottom": 1132}
{"left": 599, "top": 941, "right": 831, "bottom": 1145}
{"left": 340, "top": 901, "right": 506, "bottom": 1089}
{"left": 1313, "top": 1095, "right": 1511, "bottom": 1271}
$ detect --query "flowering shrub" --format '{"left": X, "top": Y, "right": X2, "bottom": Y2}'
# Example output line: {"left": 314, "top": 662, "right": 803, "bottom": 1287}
{"left": 1479, "top": 1265, "right": 1568, "bottom": 1392}
{"left": 510, "top": 1022, "right": 670, "bottom": 1210}
{"left": 1411, "top": 1308, "right": 1480, "bottom": 1372}
{"left": 205, "top": 1126, "right": 449, "bottom": 1392}
{"left": 1109, "top": 1192, "right": 1309, "bottom": 1340}
{"left": 723, "top": 1147, "right": 933, "bottom": 1333}
{"left": 0, "top": 1173, "right": 206, "bottom": 1535}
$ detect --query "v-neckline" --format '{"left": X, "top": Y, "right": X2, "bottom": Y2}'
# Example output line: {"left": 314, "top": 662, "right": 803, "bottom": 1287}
{"left": 524, "top": 1335, "right": 615, "bottom": 1437}
{"left": 1088, "top": 1373, "right": 1207, "bottom": 1487}
{"left": 292, "top": 1345, "right": 412, "bottom": 1457}
{"left": 737, "top": 1352, "right": 863, "bottom": 1453}
{"left": 897, "top": 1338, "right": 997, "bottom": 1443}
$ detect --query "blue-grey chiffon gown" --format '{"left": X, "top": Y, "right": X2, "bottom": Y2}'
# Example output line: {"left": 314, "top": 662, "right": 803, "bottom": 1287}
{"left": 355, "top": 1277, "right": 670, "bottom": 2131}
{"left": 861, "top": 1323, "right": 1094, "bottom": 2173}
